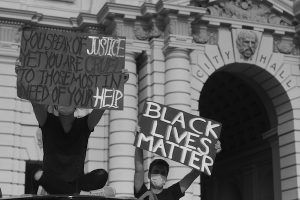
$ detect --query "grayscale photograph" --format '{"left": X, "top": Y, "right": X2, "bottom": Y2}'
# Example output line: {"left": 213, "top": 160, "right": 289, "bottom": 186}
{"left": 0, "top": 0, "right": 299, "bottom": 200}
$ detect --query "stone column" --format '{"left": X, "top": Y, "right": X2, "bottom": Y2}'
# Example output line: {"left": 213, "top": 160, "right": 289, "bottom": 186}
{"left": 137, "top": 39, "right": 166, "bottom": 186}
{"left": 0, "top": 24, "right": 25, "bottom": 196}
{"left": 108, "top": 51, "right": 137, "bottom": 197}
{"left": 164, "top": 47, "right": 197, "bottom": 200}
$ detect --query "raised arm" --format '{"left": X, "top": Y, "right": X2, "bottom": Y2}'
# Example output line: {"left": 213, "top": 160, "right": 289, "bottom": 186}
{"left": 179, "top": 169, "right": 200, "bottom": 193}
{"left": 179, "top": 140, "right": 222, "bottom": 193}
{"left": 31, "top": 103, "right": 48, "bottom": 127}
{"left": 16, "top": 60, "right": 48, "bottom": 127}
{"left": 87, "top": 109, "right": 105, "bottom": 131}
{"left": 134, "top": 146, "right": 144, "bottom": 193}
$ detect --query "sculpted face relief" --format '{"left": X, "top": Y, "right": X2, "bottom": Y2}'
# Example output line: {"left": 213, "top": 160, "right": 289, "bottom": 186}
{"left": 236, "top": 30, "right": 258, "bottom": 59}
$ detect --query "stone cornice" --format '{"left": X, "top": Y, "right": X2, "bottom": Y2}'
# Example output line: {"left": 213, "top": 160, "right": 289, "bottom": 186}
{"left": 268, "top": 0, "right": 293, "bottom": 15}
{"left": 207, "top": 0, "right": 294, "bottom": 16}
{"left": 0, "top": 7, "right": 78, "bottom": 29}
{"left": 201, "top": 15, "right": 296, "bottom": 35}
{"left": 0, "top": 7, "right": 38, "bottom": 24}
{"left": 141, "top": 3, "right": 157, "bottom": 16}
{"left": 0, "top": 8, "right": 101, "bottom": 31}
{"left": 0, "top": 1, "right": 297, "bottom": 40}
{"left": 97, "top": 2, "right": 141, "bottom": 23}
{"left": 156, "top": 0, "right": 206, "bottom": 16}
{"left": 38, "top": 15, "right": 77, "bottom": 28}
{"left": 77, "top": 13, "right": 98, "bottom": 27}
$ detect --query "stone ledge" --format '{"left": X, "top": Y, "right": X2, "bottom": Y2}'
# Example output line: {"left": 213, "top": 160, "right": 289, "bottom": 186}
{"left": 2, "top": 195, "right": 135, "bottom": 200}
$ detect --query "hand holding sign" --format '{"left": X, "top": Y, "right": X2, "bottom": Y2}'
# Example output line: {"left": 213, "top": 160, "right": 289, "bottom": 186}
{"left": 215, "top": 140, "right": 222, "bottom": 153}
{"left": 134, "top": 101, "right": 222, "bottom": 175}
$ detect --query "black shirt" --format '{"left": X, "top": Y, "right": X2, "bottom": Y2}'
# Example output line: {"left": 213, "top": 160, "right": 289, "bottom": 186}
{"left": 40, "top": 113, "right": 92, "bottom": 182}
{"left": 134, "top": 183, "right": 184, "bottom": 200}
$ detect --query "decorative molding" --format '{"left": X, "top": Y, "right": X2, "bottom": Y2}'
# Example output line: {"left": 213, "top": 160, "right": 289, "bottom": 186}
{"left": 274, "top": 36, "right": 300, "bottom": 55}
{"left": 134, "top": 21, "right": 148, "bottom": 40}
{"left": 163, "top": 34, "right": 198, "bottom": 53}
{"left": 0, "top": 7, "right": 38, "bottom": 23}
{"left": 0, "top": 25, "right": 21, "bottom": 52}
{"left": 46, "top": 0, "right": 74, "bottom": 2}
{"left": 192, "top": 25, "right": 218, "bottom": 45}
{"left": 38, "top": 15, "right": 76, "bottom": 28}
{"left": 77, "top": 13, "right": 98, "bottom": 28}
{"left": 206, "top": 0, "right": 292, "bottom": 26}
{"left": 82, "top": 25, "right": 103, "bottom": 35}
{"left": 156, "top": 0, "right": 206, "bottom": 16}
{"left": 133, "top": 17, "right": 162, "bottom": 41}
{"left": 0, "top": 7, "right": 78, "bottom": 29}
{"left": 201, "top": 14, "right": 295, "bottom": 35}
{"left": 269, "top": 0, "right": 293, "bottom": 15}
{"left": 0, "top": 25, "right": 21, "bottom": 43}
{"left": 77, "top": 13, "right": 104, "bottom": 34}
{"left": 141, "top": 2, "right": 157, "bottom": 15}
{"left": 97, "top": 2, "right": 141, "bottom": 24}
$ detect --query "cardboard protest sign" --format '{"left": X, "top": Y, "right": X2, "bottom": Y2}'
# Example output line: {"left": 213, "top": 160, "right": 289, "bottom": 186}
{"left": 16, "top": 27, "right": 127, "bottom": 109}
{"left": 134, "top": 101, "right": 222, "bottom": 175}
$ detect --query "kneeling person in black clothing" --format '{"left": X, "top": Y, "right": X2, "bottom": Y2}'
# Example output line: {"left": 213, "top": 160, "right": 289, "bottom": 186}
{"left": 32, "top": 103, "right": 108, "bottom": 195}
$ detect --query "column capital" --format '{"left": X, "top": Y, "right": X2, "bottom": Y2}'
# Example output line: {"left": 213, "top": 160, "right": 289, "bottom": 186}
{"left": 124, "top": 50, "right": 138, "bottom": 60}
{"left": 162, "top": 34, "right": 201, "bottom": 55}
{"left": 163, "top": 46, "right": 190, "bottom": 60}
{"left": 97, "top": 2, "right": 141, "bottom": 38}
{"left": 126, "top": 39, "right": 150, "bottom": 56}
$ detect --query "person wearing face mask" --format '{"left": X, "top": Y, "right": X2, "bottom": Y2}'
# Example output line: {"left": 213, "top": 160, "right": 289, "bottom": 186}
{"left": 31, "top": 102, "right": 108, "bottom": 195}
{"left": 134, "top": 128, "right": 222, "bottom": 200}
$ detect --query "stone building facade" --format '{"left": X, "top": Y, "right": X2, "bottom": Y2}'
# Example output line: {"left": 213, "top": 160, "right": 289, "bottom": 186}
{"left": 0, "top": 0, "right": 300, "bottom": 200}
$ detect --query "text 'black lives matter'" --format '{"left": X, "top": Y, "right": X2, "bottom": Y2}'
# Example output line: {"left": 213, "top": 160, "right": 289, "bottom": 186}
{"left": 134, "top": 101, "right": 222, "bottom": 175}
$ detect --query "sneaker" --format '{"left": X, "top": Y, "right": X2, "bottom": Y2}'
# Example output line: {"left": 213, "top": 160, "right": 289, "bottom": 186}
{"left": 30, "top": 168, "right": 43, "bottom": 194}
{"left": 80, "top": 186, "right": 116, "bottom": 197}
{"left": 37, "top": 186, "right": 48, "bottom": 195}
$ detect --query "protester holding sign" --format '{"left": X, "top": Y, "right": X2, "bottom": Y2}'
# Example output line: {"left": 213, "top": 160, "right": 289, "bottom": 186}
{"left": 134, "top": 101, "right": 222, "bottom": 175}
{"left": 134, "top": 134, "right": 221, "bottom": 200}
{"left": 133, "top": 101, "right": 222, "bottom": 200}
{"left": 15, "top": 57, "right": 112, "bottom": 194}
{"left": 15, "top": 26, "right": 128, "bottom": 195}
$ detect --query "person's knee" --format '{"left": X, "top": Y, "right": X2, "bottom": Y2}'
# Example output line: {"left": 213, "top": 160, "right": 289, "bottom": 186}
{"left": 95, "top": 169, "right": 108, "bottom": 181}
{"left": 92, "top": 169, "right": 108, "bottom": 188}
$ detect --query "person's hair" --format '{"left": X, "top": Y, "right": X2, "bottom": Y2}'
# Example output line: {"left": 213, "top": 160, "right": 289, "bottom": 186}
{"left": 149, "top": 159, "right": 169, "bottom": 175}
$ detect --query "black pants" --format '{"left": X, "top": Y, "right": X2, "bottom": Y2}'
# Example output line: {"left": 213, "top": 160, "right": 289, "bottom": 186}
{"left": 38, "top": 169, "right": 108, "bottom": 194}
